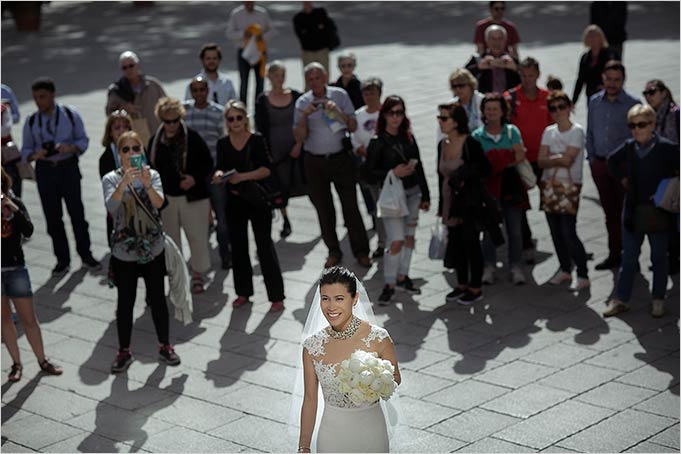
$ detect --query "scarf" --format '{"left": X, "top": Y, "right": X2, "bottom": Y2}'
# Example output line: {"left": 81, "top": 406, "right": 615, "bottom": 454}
{"left": 246, "top": 23, "right": 267, "bottom": 78}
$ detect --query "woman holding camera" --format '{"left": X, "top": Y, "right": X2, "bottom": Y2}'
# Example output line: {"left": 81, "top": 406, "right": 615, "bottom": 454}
{"left": 102, "top": 131, "right": 180, "bottom": 373}
{"left": 365, "top": 95, "right": 430, "bottom": 305}
{"left": 437, "top": 102, "right": 490, "bottom": 305}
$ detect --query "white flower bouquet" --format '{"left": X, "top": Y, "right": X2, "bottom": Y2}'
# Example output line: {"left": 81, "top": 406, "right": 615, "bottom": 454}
{"left": 338, "top": 350, "right": 397, "bottom": 405}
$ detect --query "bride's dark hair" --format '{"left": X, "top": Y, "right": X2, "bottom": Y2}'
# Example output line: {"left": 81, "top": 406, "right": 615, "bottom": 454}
{"left": 319, "top": 266, "right": 357, "bottom": 297}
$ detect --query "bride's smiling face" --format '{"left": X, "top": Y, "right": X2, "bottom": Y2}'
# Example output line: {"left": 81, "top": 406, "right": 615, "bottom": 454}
{"left": 320, "top": 283, "right": 359, "bottom": 330}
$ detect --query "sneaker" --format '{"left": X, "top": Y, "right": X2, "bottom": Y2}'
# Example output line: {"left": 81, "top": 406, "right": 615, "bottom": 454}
{"left": 356, "top": 255, "right": 372, "bottom": 268}
{"left": 111, "top": 349, "right": 133, "bottom": 374}
{"left": 158, "top": 344, "right": 181, "bottom": 366}
{"left": 232, "top": 296, "right": 251, "bottom": 308}
{"left": 280, "top": 220, "right": 292, "bottom": 239}
{"left": 549, "top": 270, "right": 572, "bottom": 286}
{"left": 39, "top": 358, "right": 63, "bottom": 376}
{"left": 569, "top": 277, "right": 590, "bottom": 291}
{"left": 595, "top": 256, "right": 621, "bottom": 271}
{"left": 270, "top": 301, "right": 285, "bottom": 312}
{"left": 51, "top": 262, "right": 70, "bottom": 277}
{"left": 603, "top": 299, "right": 630, "bottom": 317}
{"left": 651, "top": 299, "right": 665, "bottom": 318}
{"left": 482, "top": 266, "right": 495, "bottom": 285}
{"left": 511, "top": 266, "right": 526, "bottom": 285}
{"left": 377, "top": 285, "right": 395, "bottom": 306}
{"left": 446, "top": 287, "right": 467, "bottom": 303}
{"left": 458, "top": 290, "right": 483, "bottom": 305}
{"left": 324, "top": 255, "right": 341, "bottom": 268}
{"left": 396, "top": 276, "right": 421, "bottom": 295}
{"left": 82, "top": 256, "right": 102, "bottom": 270}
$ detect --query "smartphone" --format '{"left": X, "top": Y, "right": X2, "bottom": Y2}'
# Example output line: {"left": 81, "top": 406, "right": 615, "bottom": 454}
{"left": 130, "top": 154, "right": 143, "bottom": 171}
{"left": 212, "top": 169, "right": 237, "bottom": 184}
{"left": 408, "top": 158, "right": 419, "bottom": 167}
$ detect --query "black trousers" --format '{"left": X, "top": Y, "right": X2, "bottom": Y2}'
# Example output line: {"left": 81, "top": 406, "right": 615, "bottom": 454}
{"left": 237, "top": 49, "right": 264, "bottom": 106}
{"left": 227, "top": 194, "right": 285, "bottom": 302}
{"left": 447, "top": 221, "right": 484, "bottom": 288}
{"left": 35, "top": 158, "right": 92, "bottom": 264}
{"left": 304, "top": 152, "right": 370, "bottom": 258}
{"left": 112, "top": 252, "right": 169, "bottom": 350}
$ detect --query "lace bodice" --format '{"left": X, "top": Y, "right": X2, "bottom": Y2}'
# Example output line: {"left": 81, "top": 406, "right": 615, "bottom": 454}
{"left": 303, "top": 324, "right": 392, "bottom": 409}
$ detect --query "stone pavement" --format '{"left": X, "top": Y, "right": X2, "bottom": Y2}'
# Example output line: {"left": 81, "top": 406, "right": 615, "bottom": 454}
{"left": 1, "top": 1, "right": 679, "bottom": 452}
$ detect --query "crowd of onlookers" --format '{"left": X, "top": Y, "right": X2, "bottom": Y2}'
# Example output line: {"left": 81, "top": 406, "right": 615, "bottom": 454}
{"left": 1, "top": 1, "right": 678, "bottom": 378}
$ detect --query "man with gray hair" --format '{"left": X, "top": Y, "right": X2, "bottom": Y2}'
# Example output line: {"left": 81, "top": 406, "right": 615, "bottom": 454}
{"left": 465, "top": 25, "right": 520, "bottom": 94}
{"left": 106, "top": 50, "right": 166, "bottom": 143}
{"left": 293, "top": 62, "right": 371, "bottom": 268}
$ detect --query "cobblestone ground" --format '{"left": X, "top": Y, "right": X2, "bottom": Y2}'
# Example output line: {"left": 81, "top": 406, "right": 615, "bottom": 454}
{"left": 1, "top": 2, "right": 679, "bottom": 452}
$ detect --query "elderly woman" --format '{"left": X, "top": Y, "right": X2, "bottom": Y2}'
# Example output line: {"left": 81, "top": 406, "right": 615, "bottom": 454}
{"left": 255, "top": 60, "right": 304, "bottom": 239}
{"left": 571, "top": 25, "right": 616, "bottom": 106}
{"left": 332, "top": 52, "right": 364, "bottom": 110}
{"left": 99, "top": 110, "right": 132, "bottom": 247}
{"left": 102, "top": 131, "right": 180, "bottom": 372}
{"left": 604, "top": 104, "right": 679, "bottom": 318}
{"left": 471, "top": 93, "right": 527, "bottom": 285}
{"left": 213, "top": 100, "right": 285, "bottom": 312}
{"left": 448, "top": 69, "right": 485, "bottom": 131}
{"left": 148, "top": 97, "right": 213, "bottom": 293}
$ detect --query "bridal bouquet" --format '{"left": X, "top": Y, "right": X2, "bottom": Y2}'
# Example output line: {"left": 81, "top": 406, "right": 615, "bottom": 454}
{"left": 338, "top": 350, "right": 397, "bottom": 405}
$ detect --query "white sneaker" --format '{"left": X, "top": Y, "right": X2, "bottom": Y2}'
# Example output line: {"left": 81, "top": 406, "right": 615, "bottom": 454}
{"left": 511, "top": 266, "right": 526, "bottom": 285}
{"left": 651, "top": 299, "right": 665, "bottom": 318}
{"left": 482, "top": 266, "right": 495, "bottom": 285}
{"left": 603, "top": 299, "right": 630, "bottom": 317}
{"left": 569, "top": 277, "right": 590, "bottom": 291}
{"left": 549, "top": 271, "right": 572, "bottom": 285}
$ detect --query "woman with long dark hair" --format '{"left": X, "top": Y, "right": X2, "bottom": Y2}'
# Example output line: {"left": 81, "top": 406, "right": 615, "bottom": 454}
{"left": 365, "top": 96, "right": 430, "bottom": 305}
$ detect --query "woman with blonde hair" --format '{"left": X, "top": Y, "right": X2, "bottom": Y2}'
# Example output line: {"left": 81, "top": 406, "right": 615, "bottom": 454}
{"left": 102, "top": 131, "right": 180, "bottom": 372}
{"left": 148, "top": 97, "right": 213, "bottom": 293}
{"left": 572, "top": 24, "right": 616, "bottom": 106}
{"left": 213, "top": 100, "right": 285, "bottom": 312}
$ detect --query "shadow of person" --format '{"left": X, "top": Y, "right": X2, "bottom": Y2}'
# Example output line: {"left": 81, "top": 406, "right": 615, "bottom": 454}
{"left": 272, "top": 236, "right": 322, "bottom": 273}
{"left": 32, "top": 268, "right": 88, "bottom": 322}
{"left": 77, "top": 367, "right": 187, "bottom": 452}
{"left": 1, "top": 373, "right": 43, "bottom": 425}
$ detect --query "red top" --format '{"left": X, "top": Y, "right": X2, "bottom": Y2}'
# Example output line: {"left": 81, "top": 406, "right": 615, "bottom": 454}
{"left": 504, "top": 86, "right": 553, "bottom": 162}
{"left": 473, "top": 18, "right": 520, "bottom": 51}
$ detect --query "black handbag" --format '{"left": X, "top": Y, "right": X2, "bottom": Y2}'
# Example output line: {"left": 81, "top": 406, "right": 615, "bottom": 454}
{"left": 243, "top": 141, "right": 284, "bottom": 209}
{"left": 634, "top": 204, "right": 672, "bottom": 233}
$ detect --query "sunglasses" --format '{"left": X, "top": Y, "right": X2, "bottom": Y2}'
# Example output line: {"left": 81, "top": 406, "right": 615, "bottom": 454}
{"left": 548, "top": 103, "right": 569, "bottom": 113}
{"left": 163, "top": 117, "right": 181, "bottom": 125}
{"left": 121, "top": 63, "right": 136, "bottom": 70}
{"left": 121, "top": 145, "right": 142, "bottom": 154}
{"left": 450, "top": 83, "right": 467, "bottom": 89}
{"left": 226, "top": 115, "right": 244, "bottom": 123}
{"left": 642, "top": 88, "right": 659, "bottom": 97}
{"left": 627, "top": 121, "right": 652, "bottom": 130}
{"left": 386, "top": 109, "right": 405, "bottom": 118}
{"left": 436, "top": 115, "right": 452, "bottom": 121}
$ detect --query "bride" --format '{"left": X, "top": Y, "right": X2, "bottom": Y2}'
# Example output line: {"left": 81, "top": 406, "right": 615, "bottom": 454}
{"left": 290, "top": 266, "right": 402, "bottom": 453}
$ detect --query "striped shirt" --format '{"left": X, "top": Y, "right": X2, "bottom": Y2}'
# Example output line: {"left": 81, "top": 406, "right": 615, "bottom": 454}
{"left": 183, "top": 100, "right": 225, "bottom": 161}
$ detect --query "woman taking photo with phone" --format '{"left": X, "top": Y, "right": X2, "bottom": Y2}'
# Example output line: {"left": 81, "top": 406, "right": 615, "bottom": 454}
{"left": 365, "top": 95, "right": 430, "bottom": 305}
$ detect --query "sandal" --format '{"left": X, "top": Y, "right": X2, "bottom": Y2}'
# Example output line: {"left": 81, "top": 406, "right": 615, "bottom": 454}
{"left": 191, "top": 275, "right": 204, "bottom": 294}
{"left": 8, "top": 363, "right": 22, "bottom": 382}
{"left": 39, "top": 358, "right": 63, "bottom": 376}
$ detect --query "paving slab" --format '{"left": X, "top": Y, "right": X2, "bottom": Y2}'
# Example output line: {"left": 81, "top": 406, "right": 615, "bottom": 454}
{"left": 650, "top": 423, "right": 680, "bottom": 450}
{"left": 624, "top": 440, "right": 678, "bottom": 453}
{"left": 575, "top": 381, "right": 659, "bottom": 411}
{"left": 537, "top": 363, "right": 624, "bottom": 394}
{"left": 144, "top": 426, "right": 244, "bottom": 453}
{"left": 633, "top": 386, "right": 680, "bottom": 419}
{"left": 0, "top": 413, "right": 84, "bottom": 451}
{"left": 475, "top": 360, "right": 557, "bottom": 389}
{"left": 480, "top": 383, "right": 574, "bottom": 419}
{"left": 429, "top": 408, "right": 521, "bottom": 443}
{"left": 424, "top": 379, "right": 510, "bottom": 411}
{"left": 457, "top": 437, "right": 537, "bottom": 453}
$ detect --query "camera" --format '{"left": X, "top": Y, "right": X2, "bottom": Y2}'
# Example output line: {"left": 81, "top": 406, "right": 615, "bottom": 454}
{"left": 43, "top": 141, "right": 58, "bottom": 157}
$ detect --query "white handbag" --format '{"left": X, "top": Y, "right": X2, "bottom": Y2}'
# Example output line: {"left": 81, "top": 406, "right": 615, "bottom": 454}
{"left": 377, "top": 170, "right": 409, "bottom": 218}
{"left": 242, "top": 38, "right": 261, "bottom": 66}
{"left": 516, "top": 158, "right": 537, "bottom": 189}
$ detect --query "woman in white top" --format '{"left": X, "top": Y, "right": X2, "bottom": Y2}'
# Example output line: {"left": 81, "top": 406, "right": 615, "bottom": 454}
{"left": 537, "top": 91, "right": 590, "bottom": 291}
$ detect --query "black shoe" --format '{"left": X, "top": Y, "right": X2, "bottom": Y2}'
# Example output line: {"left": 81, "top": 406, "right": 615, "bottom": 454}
{"left": 396, "top": 276, "right": 421, "bottom": 295}
{"left": 51, "top": 262, "right": 70, "bottom": 277}
{"left": 82, "top": 256, "right": 102, "bottom": 270}
{"left": 378, "top": 285, "right": 395, "bottom": 306}
{"left": 457, "top": 290, "right": 483, "bottom": 306}
{"left": 372, "top": 247, "right": 384, "bottom": 259}
{"left": 280, "top": 222, "right": 292, "bottom": 239}
{"left": 446, "top": 287, "right": 466, "bottom": 303}
{"left": 111, "top": 349, "right": 133, "bottom": 374}
{"left": 594, "top": 256, "right": 621, "bottom": 270}
{"left": 159, "top": 344, "right": 181, "bottom": 366}
{"left": 221, "top": 255, "right": 232, "bottom": 270}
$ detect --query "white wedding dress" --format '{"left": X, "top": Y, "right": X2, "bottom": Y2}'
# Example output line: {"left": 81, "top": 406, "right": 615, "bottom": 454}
{"left": 303, "top": 322, "right": 392, "bottom": 453}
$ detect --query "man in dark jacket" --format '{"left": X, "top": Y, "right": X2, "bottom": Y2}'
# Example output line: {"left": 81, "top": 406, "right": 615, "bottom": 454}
{"left": 465, "top": 25, "right": 520, "bottom": 94}
{"left": 293, "top": 1, "right": 339, "bottom": 89}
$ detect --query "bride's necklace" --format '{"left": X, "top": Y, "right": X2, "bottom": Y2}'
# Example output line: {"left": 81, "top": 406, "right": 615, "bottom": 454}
{"left": 327, "top": 315, "right": 361, "bottom": 340}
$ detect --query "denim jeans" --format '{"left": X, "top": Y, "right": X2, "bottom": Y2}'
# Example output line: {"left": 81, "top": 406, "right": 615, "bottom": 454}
{"left": 383, "top": 186, "right": 421, "bottom": 285}
{"left": 209, "top": 182, "right": 231, "bottom": 262}
{"left": 616, "top": 228, "right": 669, "bottom": 302}
{"left": 482, "top": 200, "right": 522, "bottom": 267}
{"left": 545, "top": 213, "right": 588, "bottom": 278}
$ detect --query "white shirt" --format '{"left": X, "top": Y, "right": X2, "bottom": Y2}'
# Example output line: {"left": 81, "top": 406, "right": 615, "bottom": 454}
{"left": 351, "top": 106, "right": 379, "bottom": 153}
{"left": 184, "top": 71, "right": 238, "bottom": 107}
{"left": 226, "top": 5, "right": 273, "bottom": 48}
{"left": 540, "top": 122, "right": 585, "bottom": 184}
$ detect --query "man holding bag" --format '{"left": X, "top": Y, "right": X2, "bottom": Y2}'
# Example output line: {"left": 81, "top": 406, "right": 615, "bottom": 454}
{"left": 226, "top": 1, "right": 273, "bottom": 107}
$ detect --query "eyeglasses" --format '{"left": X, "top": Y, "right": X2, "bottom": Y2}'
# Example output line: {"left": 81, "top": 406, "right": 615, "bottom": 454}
{"left": 386, "top": 109, "right": 405, "bottom": 118}
{"left": 121, "top": 145, "right": 142, "bottom": 154}
{"left": 548, "top": 103, "right": 569, "bottom": 113}
{"left": 436, "top": 115, "right": 452, "bottom": 121}
{"left": 121, "top": 63, "right": 136, "bottom": 70}
{"left": 642, "top": 88, "right": 659, "bottom": 97}
{"left": 226, "top": 115, "right": 244, "bottom": 123}
{"left": 627, "top": 121, "right": 652, "bottom": 130}
{"left": 162, "top": 117, "right": 181, "bottom": 125}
